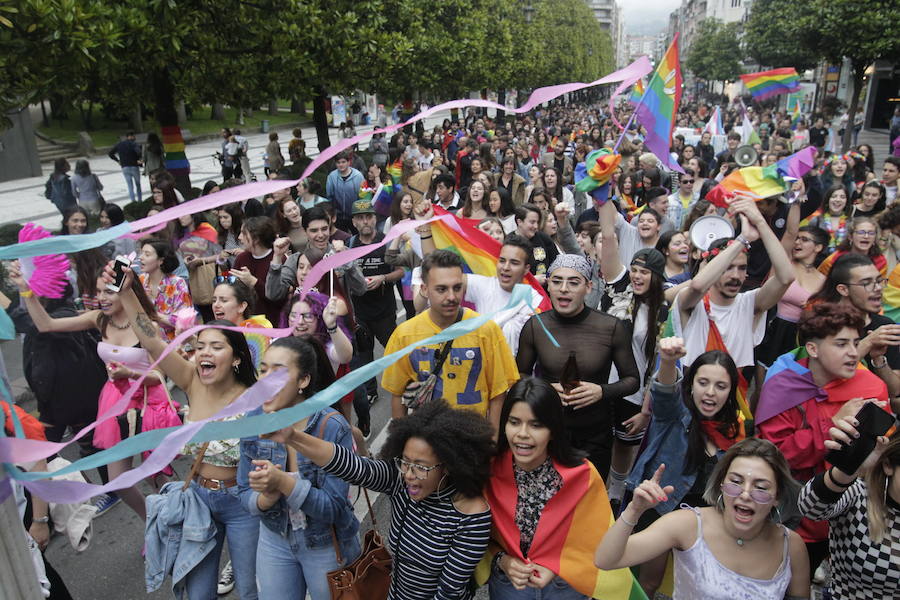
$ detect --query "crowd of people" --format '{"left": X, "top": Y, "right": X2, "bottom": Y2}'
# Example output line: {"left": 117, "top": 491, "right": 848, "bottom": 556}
{"left": 9, "top": 95, "right": 900, "bottom": 600}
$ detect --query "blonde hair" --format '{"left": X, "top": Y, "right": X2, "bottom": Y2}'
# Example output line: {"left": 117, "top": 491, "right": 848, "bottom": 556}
{"left": 865, "top": 433, "right": 900, "bottom": 543}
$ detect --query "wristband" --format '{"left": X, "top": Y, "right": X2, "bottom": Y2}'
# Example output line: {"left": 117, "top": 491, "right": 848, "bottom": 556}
{"left": 491, "top": 550, "right": 507, "bottom": 571}
{"left": 32, "top": 516, "right": 49, "bottom": 524}
{"left": 326, "top": 325, "right": 338, "bottom": 334}
{"left": 735, "top": 235, "right": 752, "bottom": 251}
{"left": 619, "top": 514, "right": 637, "bottom": 527}
{"left": 828, "top": 466, "right": 853, "bottom": 489}
{"left": 20, "top": 289, "right": 34, "bottom": 298}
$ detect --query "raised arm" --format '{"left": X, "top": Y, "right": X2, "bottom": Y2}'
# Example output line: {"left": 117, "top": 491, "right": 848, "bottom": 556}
{"left": 598, "top": 199, "right": 625, "bottom": 280}
{"left": 780, "top": 201, "right": 801, "bottom": 258}
{"left": 107, "top": 264, "right": 196, "bottom": 390}
{"left": 8, "top": 261, "right": 98, "bottom": 333}
{"left": 554, "top": 204, "right": 583, "bottom": 256}
{"left": 732, "top": 198, "right": 794, "bottom": 313}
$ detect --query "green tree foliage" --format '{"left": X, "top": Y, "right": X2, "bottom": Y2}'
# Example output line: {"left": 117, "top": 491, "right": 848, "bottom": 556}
{"left": 686, "top": 19, "right": 743, "bottom": 84}
{"left": 743, "top": 0, "right": 818, "bottom": 71}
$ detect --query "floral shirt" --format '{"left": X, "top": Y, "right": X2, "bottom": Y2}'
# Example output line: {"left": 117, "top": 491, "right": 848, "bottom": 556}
{"left": 139, "top": 272, "right": 193, "bottom": 340}
{"left": 513, "top": 458, "right": 562, "bottom": 556}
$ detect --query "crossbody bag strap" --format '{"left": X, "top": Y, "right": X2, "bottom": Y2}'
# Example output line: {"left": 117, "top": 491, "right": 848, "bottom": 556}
{"left": 316, "top": 411, "right": 346, "bottom": 566}
{"left": 182, "top": 442, "right": 210, "bottom": 491}
{"left": 431, "top": 308, "right": 465, "bottom": 377}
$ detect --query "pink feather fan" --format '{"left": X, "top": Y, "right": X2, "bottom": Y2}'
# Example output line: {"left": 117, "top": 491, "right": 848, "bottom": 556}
{"left": 17, "top": 223, "right": 70, "bottom": 299}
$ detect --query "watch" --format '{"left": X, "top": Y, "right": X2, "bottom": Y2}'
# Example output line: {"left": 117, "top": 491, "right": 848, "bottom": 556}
{"left": 491, "top": 550, "right": 507, "bottom": 572}
{"left": 871, "top": 355, "right": 889, "bottom": 369}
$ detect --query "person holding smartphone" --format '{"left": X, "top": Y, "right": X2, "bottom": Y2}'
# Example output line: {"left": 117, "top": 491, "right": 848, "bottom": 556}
{"left": 757, "top": 302, "right": 890, "bottom": 576}
{"left": 798, "top": 419, "right": 899, "bottom": 600}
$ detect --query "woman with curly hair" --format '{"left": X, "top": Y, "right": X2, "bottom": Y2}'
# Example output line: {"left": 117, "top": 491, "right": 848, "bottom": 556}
{"left": 267, "top": 400, "right": 495, "bottom": 600}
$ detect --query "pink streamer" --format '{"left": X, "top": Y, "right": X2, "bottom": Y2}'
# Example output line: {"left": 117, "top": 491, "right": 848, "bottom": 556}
{"left": 608, "top": 60, "right": 649, "bottom": 131}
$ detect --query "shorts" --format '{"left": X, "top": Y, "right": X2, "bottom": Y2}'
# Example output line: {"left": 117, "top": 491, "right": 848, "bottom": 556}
{"left": 613, "top": 397, "right": 645, "bottom": 445}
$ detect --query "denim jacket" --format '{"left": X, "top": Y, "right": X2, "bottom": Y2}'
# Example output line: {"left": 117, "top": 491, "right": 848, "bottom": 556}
{"left": 145, "top": 482, "right": 217, "bottom": 597}
{"left": 626, "top": 375, "right": 724, "bottom": 514}
{"left": 237, "top": 408, "right": 359, "bottom": 555}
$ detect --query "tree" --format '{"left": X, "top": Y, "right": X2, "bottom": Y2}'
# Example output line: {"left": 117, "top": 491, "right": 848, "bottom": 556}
{"left": 800, "top": 0, "right": 900, "bottom": 151}
{"left": 743, "top": 0, "right": 818, "bottom": 71}
{"left": 686, "top": 19, "right": 743, "bottom": 88}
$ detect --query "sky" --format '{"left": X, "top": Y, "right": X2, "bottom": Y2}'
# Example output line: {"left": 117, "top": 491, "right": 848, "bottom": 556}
{"left": 621, "top": 0, "right": 681, "bottom": 36}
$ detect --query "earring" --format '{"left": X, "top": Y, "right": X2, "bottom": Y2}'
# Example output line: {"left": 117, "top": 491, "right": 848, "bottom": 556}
{"left": 437, "top": 473, "right": 448, "bottom": 491}
{"left": 770, "top": 504, "right": 783, "bottom": 523}
{"left": 233, "top": 363, "right": 240, "bottom": 373}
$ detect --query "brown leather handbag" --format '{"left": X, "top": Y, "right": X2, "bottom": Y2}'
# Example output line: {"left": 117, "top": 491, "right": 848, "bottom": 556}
{"left": 326, "top": 486, "right": 392, "bottom": 599}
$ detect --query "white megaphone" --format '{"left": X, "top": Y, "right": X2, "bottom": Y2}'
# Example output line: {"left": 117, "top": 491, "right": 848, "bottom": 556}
{"left": 734, "top": 145, "right": 758, "bottom": 167}
{"left": 689, "top": 215, "right": 735, "bottom": 252}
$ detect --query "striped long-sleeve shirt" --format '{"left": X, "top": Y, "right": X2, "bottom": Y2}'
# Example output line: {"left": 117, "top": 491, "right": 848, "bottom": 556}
{"left": 323, "top": 444, "right": 491, "bottom": 600}
{"left": 798, "top": 474, "right": 900, "bottom": 600}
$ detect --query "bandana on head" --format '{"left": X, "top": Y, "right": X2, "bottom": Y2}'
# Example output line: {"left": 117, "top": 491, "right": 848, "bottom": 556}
{"left": 547, "top": 254, "right": 592, "bottom": 281}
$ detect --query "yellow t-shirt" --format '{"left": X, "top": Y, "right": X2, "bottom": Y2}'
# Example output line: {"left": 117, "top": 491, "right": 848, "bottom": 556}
{"left": 382, "top": 308, "right": 519, "bottom": 416}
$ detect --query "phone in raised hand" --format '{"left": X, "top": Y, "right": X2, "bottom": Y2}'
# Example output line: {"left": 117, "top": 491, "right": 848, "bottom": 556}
{"left": 106, "top": 256, "right": 132, "bottom": 292}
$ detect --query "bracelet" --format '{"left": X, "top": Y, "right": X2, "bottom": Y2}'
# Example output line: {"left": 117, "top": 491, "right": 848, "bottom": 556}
{"left": 619, "top": 514, "right": 638, "bottom": 527}
{"left": 32, "top": 516, "right": 49, "bottom": 524}
{"left": 735, "top": 235, "right": 752, "bottom": 251}
{"left": 20, "top": 289, "right": 34, "bottom": 298}
{"left": 326, "top": 325, "right": 338, "bottom": 334}
{"left": 491, "top": 550, "right": 506, "bottom": 571}
{"left": 871, "top": 355, "right": 889, "bottom": 369}
{"left": 828, "top": 467, "right": 853, "bottom": 489}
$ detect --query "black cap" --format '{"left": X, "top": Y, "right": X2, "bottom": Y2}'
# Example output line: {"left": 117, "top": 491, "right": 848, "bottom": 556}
{"left": 630, "top": 247, "right": 666, "bottom": 278}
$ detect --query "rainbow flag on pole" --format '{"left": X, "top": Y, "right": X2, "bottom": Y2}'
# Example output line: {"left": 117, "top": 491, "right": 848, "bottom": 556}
{"left": 628, "top": 78, "right": 645, "bottom": 105}
{"left": 702, "top": 105, "right": 724, "bottom": 136}
{"left": 479, "top": 453, "right": 648, "bottom": 600}
{"left": 790, "top": 102, "right": 803, "bottom": 129}
{"left": 739, "top": 68, "right": 800, "bottom": 101}
{"left": 705, "top": 146, "right": 816, "bottom": 208}
{"left": 431, "top": 207, "right": 551, "bottom": 312}
{"left": 629, "top": 34, "right": 684, "bottom": 173}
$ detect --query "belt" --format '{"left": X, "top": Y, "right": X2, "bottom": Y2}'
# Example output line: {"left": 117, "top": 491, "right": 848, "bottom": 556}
{"left": 194, "top": 474, "right": 237, "bottom": 491}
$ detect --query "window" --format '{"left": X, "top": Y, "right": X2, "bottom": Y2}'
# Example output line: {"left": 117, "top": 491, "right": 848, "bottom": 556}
{"left": 731, "top": 0, "right": 741, "bottom": 7}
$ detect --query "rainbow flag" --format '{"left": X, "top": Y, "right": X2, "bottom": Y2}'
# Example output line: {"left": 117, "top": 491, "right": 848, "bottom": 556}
{"left": 628, "top": 78, "right": 645, "bottom": 105}
{"left": 884, "top": 263, "right": 900, "bottom": 323}
{"left": 479, "top": 452, "right": 648, "bottom": 600}
{"left": 702, "top": 105, "right": 724, "bottom": 136}
{"left": 739, "top": 68, "right": 800, "bottom": 101}
{"left": 161, "top": 126, "right": 190, "bottom": 177}
{"left": 790, "top": 102, "right": 802, "bottom": 129}
{"left": 359, "top": 179, "right": 393, "bottom": 217}
{"left": 386, "top": 159, "right": 402, "bottom": 185}
{"left": 431, "top": 207, "right": 551, "bottom": 312}
{"left": 629, "top": 35, "right": 684, "bottom": 174}
{"left": 705, "top": 146, "right": 816, "bottom": 208}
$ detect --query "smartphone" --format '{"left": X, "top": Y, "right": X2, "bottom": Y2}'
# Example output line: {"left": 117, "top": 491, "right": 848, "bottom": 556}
{"left": 825, "top": 402, "right": 896, "bottom": 475}
{"left": 106, "top": 256, "right": 132, "bottom": 292}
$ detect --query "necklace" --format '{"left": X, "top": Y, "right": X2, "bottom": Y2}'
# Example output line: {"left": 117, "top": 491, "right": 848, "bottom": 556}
{"left": 109, "top": 318, "right": 131, "bottom": 330}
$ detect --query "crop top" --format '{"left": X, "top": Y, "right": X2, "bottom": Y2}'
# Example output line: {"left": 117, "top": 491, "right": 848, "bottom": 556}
{"left": 181, "top": 411, "right": 243, "bottom": 468}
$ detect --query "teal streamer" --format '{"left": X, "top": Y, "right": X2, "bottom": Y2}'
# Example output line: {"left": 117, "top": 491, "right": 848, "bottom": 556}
{"left": 0, "top": 307, "right": 24, "bottom": 438}
{"left": 0, "top": 223, "right": 131, "bottom": 260}
{"left": 9, "top": 284, "right": 539, "bottom": 481}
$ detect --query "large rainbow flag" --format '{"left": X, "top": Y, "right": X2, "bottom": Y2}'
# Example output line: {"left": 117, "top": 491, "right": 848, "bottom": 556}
{"left": 161, "top": 125, "right": 190, "bottom": 178}
{"left": 629, "top": 34, "right": 684, "bottom": 174}
{"left": 705, "top": 146, "right": 817, "bottom": 208}
{"left": 432, "top": 207, "right": 551, "bottom": 312}
{"left": 739, "top": 68, "right": 800, "bottom": 101}
{"left": 479, "top": 452, "right": 648, "bottom": 600}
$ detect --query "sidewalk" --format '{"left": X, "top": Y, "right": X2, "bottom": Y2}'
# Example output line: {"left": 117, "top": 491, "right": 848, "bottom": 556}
{"left": 0, "top": 111, "right": 449, "bottom": 232}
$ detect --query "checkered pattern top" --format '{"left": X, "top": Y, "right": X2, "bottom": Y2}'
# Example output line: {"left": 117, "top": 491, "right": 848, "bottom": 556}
{"left": 799, "top": 474, "right": 900, "bottom": 599}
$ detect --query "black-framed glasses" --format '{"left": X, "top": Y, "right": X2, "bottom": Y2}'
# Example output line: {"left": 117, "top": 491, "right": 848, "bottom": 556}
{"left": 291, "top": 312, "right": 317, "bottom": 323}
{"left": 844, "top": 277, "right": 887, "bottom": 292}
{"left": 214, "top": 275, "right": 238, "bottom": 285}
{"left": 796, "top": 236, "right": 817, "bottom": 243}
{"left": 393, "top": 457, "right": 442, "bottom": 480}
{"left": 721, "top": 481, "right": 774, "bottom": 505}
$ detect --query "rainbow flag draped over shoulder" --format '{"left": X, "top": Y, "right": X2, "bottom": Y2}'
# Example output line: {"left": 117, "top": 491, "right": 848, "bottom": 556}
{"left": 706, "top": 146, "right": 817, "bottom": 208}
{"left": 478, "top": 452, "right": 648, "bottom": 600}
{"left": 431, "top": 206, "right": 551, "bottom": 312}
{"left": 629, "top": 35, "right": 683, "bottom": 174}
{"left": 740, "top": 68, "right": 800, "bottom": 101}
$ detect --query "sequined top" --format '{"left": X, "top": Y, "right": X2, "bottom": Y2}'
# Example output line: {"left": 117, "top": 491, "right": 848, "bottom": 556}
{"left": 673, "top": 507, "right": 791, "bottom": 600}
{"left": 513, "top": 458, "right": 562, "bottom": 556}
{"left": 181, "top": 412, "right": 243, "bottom": 468}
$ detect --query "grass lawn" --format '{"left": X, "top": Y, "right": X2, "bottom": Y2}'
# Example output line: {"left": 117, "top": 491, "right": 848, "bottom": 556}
{"left": 38, "top": 105, "right": 311, "bottom": 147}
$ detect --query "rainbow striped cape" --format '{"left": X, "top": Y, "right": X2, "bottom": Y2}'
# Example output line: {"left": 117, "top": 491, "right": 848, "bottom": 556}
{"left": 478, "top": 452, "right": 647, "bottom": 600}
{"left": 432, "top": 207, "right": 551, "bottom": 312}
{"left": 629, "top": 35, "right": 683, "bottom": 174}
{"left": 740, "top": 68, "right": 800, "bottom": 101}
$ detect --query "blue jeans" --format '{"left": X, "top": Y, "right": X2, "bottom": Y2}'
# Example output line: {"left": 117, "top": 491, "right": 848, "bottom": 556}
{"left": 488, "top": 567, "right": 588, "bottom": 600}
{"left": 122, "top": 166, "right": 142, "bottom": 203}
{"left": 184, "top": 482, "right": 259, "bottom": 600}
{"left": 256, "top": 524, "right": 360, "bottom": 600}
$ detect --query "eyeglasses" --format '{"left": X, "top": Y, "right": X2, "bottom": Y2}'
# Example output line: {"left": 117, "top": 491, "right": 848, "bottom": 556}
{"left": 292, "top": 312, "right": 317, "bottom": 323}
{"left": 844, "top": 277, "right": 887, "bottom": 292}
{"left": 393, "top": 457, "right": 442, "bottom": 480}
{"left": 854, "top": 230, "right": 878, "bottom": 237}
{"left": 214, "top": 275, "right": 238, "bottom": 285}
{"left": 681, "top": 179, "right": 694, "bottom": 185}
{"left": 548, "top": 277, "right": 585, "bottom": 290}
{"left": 796, "top": 236, "right": 817, "bottom": 243}
{"left": 721, "top": 481, "right": 774, "bottom": 505}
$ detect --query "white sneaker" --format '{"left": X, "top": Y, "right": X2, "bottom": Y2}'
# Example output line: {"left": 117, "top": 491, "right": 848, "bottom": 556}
{"left": 217, "top": 561, "right": 234, "bottom": 595}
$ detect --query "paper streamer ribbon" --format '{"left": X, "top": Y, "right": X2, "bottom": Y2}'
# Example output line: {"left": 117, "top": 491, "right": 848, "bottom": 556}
{"left": 5, "top": 284, "right": 538, "bottom": 503}
{"left": 0, "top": 58, "right": 652, "bottom": 262}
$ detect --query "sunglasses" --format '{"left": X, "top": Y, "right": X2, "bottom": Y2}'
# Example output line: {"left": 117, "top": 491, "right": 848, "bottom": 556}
{"left": 721, "top": 481, "right": 774, "bottom": 505}
{"left": 214, "top": 274, "right": 238, "bottom": 285}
